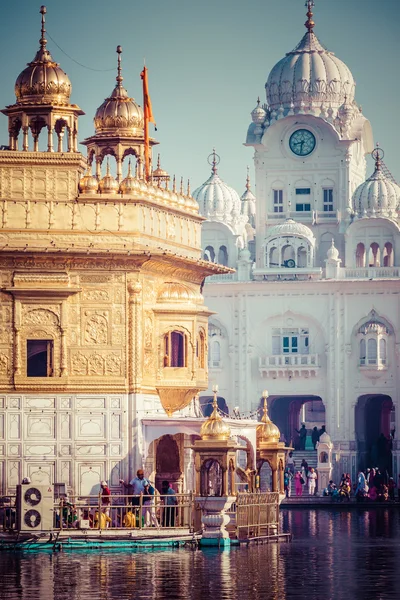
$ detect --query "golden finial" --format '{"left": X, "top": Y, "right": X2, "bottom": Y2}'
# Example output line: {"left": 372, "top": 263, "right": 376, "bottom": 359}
{"left": 180, "top": 177, "right": 184, "bottom": 195}
{"left": 172, "top": 175, "right": 176, "bottom": 193}
{"left": 157, "top": 154, "right": 161, "bottom": 169}
{"left": 127, "top": 159, "right": 132, "bottom": 177}
{"left": 187, "top": 179, "right": 191, "bottom": 196}
{"left": 116, "top": 45, "right": 123, "bottom": 87}
{"left": 305, "top": 0, "right": 315, "bottom": 32}
{"left": 200, "top": 384, "right": 231, "bottom": 441}
{"left": 39, "top": 6, "right": 47, "bottom": 49}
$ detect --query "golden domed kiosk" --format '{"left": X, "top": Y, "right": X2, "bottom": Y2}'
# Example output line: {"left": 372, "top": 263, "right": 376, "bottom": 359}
{"left": 257, "top": 391, "right": 292, "bottom": 494}
{"left": 192, "top": 385, "right": 239, "bottom": 546}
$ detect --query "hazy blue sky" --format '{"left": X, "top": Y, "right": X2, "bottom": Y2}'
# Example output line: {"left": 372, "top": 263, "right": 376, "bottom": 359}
{"left": 0, "top": 0, "right": 399, "bottom": 194}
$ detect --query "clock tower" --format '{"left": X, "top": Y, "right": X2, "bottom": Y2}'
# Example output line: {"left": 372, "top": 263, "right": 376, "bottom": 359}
{"left": 245, "top": 0, "right": 374, "bottom": 276}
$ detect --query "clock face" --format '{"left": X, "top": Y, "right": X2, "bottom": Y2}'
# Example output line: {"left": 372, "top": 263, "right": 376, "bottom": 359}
{"left": 289, "top": 129, "right": 316, "bottom": 156}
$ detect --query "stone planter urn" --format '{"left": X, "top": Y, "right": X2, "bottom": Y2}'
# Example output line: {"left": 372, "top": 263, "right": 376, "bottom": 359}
{"left": 195, "top": 495, "right": 236, "bottom": 546}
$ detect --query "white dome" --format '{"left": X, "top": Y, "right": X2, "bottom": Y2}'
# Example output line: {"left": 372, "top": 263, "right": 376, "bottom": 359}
{"left": 251, "top": 99, "right": 266, "bottom": 124}
{"left": 265, "top": 9, "right": 355, "bottom": 112}
{"left": 193, "top": 156, "right": 241, "bottom": 223}
{"left": 352, "top": 153, "right": 400, "bottom": 218}
{"left": 327, "top": 239, "right": 339, "bottom": 261}
{"left": 266, "top": 219, "right": 315, "bottom": 243}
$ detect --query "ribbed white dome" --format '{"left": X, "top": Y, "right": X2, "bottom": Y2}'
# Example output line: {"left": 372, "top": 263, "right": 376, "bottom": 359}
{"left": 266, "top": 24, "right": 355, "bottom": 112}
{"left": 266, "top": 219, "right": 315, "bottom": 243}
{"left": 352, "top": 161, "right": 400, "bottom": 218}
{"left": 327, "top": 239, "right": 339, "bottom": 260}
{"left": 193, "top": 162, "right": 241, "bottom": 223}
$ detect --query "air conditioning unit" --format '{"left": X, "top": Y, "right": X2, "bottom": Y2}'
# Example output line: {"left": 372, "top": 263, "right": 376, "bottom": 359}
{"left": 16, "top": 484, "right": 54, "bottom": 531}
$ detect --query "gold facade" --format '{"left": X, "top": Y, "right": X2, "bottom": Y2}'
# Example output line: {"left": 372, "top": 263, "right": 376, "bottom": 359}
{"left": 0, "top": 8, "right": 230, "bottom": 415}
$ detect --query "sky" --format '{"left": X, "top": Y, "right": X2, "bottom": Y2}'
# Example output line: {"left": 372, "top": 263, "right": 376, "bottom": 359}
{"left": 0, "top": 0, "right": 399, "bottom": 194}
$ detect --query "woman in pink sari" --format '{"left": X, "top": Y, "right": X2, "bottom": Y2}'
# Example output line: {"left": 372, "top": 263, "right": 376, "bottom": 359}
{"left": 295, "top": 471, "right": 303, "bottom": 496}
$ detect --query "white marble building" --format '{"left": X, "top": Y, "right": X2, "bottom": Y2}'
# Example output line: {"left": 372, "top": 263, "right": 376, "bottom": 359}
{"left": 196, "top": 2, "right": 400, "bottom": 482}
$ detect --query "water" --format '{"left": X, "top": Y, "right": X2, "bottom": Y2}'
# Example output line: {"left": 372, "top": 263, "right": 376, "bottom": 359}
{"left": 1, "top": 508, "right": 399, "bottom": 600}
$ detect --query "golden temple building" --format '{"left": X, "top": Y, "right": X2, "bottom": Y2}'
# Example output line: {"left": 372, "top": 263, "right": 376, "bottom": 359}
{"left": 0, "top": 6, "right": 230, "bottom": 496}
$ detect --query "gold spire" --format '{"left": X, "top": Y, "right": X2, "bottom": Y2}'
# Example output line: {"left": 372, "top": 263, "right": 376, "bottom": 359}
{"left": 39, "top": 5, "right": 47, "bottom": 51}
{"left": 200, "top": 385, "right": 231, "bottom": 441}
{"left": 305, "top": 0, "right": 315, "bottom": 32}
{"left": 116, "top": 45, "right": 123, "bottom": 87}
{"left": 372, "top": 144, "right": 384, "bottom": 172}
{"left": 256, "top": 390, "right": 281, "bottom": 444}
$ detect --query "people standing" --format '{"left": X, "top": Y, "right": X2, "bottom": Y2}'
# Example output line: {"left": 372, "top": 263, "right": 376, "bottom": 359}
{"left": 308, "top": 468, "right": 317, "bottom": 495}
{"left": 294, "top": 471, "right": 303, "bottom": 497}
{"left": 161, "top": 480, "right": 178, "bottom": 526}
{"left": 142, "top": 482, "right": 159, "bottom": 528}
{"left": 120, "top": 469, "right": 149, "bottom": 507}
{"left": 286, "top": 451, "right": 295, "bottom": 475}
{"left": 100, "top": 481, "right": 111, "bottom": 527}
{"left": 295, "top": 424, "right": 307, "bottom": 451}
{"left": 311, "top": 427, "right": 320, "bottom": 450}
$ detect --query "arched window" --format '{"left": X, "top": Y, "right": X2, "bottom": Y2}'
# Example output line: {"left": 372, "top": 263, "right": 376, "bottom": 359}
{"left": 164, "top": 331, "right": 186, "bottom": 367}
{"left": 297, "top": 246, "right": 307, "bottom": 268}
{"left": 379, "top": 338, "right": 387, "bottom": 365}
{"left": 210, "top": 340, "right": 221, "bottom": 368}
{"left": 282, "top": 244, "right": 295, "bottom": 265}
{"left": 196, "top": 330, "right": 206, "bottom": 369}
{"left": 383, "top": 242, "right": 394, "bottom": 267}
{"left": 367, "top": 339, "right": 377, "bottom": 364}
{"left": 218, "top": 245, "right": 228, "bottom": 266}
{"left": 356, "top": 243, "right": 365, "bottom": 267}
{"left": 204, "top": 246, "right": 215, "bottom": 262}
{"left": 359, "top": 339, "right": 366, "bottom": 365}
{"left": 269, "top": 247, "right": 279, "bottom": 267}
{"left": 369, "top": 243, "right": 380, "bottom": 267}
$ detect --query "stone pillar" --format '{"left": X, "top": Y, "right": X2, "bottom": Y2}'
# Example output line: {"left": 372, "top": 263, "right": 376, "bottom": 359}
{"left": 47, "top": 127, "right": 54, "bottom": 152}
{"left": 22, "top": 127, "right": 29, "bottom": 151}
{"left": 195, "top": 495, "right": 236, "bottom": 547}
{"left": 316, "top": 433, "right": 333, "bottom": 494}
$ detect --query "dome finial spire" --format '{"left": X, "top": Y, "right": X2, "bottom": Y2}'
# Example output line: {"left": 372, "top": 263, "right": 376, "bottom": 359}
{"left": 116, "top": 45, "right": 123, "bottom": 86}
{"left": 207, "top": 148, "right": 220, "bottom": 175}
{"left": 372, "top": 144, "right": 384, "bottom": 172}
{"left": 246, "top": 166, "right": 251, "bottom": 191}
{"left": 39, "top": 6, "right": 47, "bottom": 49}
{"left": 305, "top": 0, "right": 315, "bottom": 32}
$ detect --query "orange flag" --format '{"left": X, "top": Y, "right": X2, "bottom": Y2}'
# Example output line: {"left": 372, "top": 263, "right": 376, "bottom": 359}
{"left": 140, "top": 66, "right": 156, "bottom": 125}
{"left": 140, "top": 66, "right": 156, "bottom": 180}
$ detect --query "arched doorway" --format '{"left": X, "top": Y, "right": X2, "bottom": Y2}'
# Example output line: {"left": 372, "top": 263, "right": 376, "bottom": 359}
{"left": 355, "top": 394, "right": 394, "bottom": 475}
{"left": 268, "top": 396, "right": 325, "bottom": 449}
{"left": 155, "top": 434, "right": 182, "bottom": 492}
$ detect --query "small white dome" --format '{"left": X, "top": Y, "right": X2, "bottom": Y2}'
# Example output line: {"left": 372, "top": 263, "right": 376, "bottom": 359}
{"left": 251, "top": 99, "right": 266, "bottom": 125}
{"left": 193, "top": 153, "right": 241, "bottom": 223}
{"left": 266, "top": 218, "right": 315, "bottom": 243}
{"left": 327, "top": 239, "right": 339, "bottom": 260}
{"left": 352, "top": 150, "right": 400, "bottom": 218}
{"left": 265, "top": 6, "right": 355, "bottom": 112}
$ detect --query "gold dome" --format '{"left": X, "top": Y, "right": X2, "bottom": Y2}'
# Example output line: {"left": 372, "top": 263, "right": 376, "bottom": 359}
{"left": 200, "top": 393, "right": 231, "bottom": 441}
{"left": 99, "top": 160, "right": 119, "bottom": 195}
{"left": 157, "top": 282, "right": 201, "bottom": 303}
{"left": 78, "top": 166, "right": 99, "bottom": 195}
{"left": 119, "top": 160, "right": 138, "bottom": 194}
{"left": 94, "top": 46, "right": 144, "bottom": 135}
{"left": 256, "top": 395, "right": 280, "bottom": 444}
{"left": 152, "top": 155, "right": 170, "bottom": 184}
{"left": 15, "top": 7, "right": 71, "bottom": 106}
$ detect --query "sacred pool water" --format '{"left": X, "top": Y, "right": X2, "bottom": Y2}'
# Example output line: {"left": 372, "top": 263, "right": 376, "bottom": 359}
{"left": 1, "top": 508, "right": 399, "bottom": 600}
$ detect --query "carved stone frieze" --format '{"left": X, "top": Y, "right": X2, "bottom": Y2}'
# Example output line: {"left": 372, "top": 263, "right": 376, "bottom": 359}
{"left": 70, "top": 350, "right": 123, "bottom": 377}
{"left": 0, "top": 353, "right": 10, "bottom": 376}
{"left": 82, "top": 289, "right": 110, "bottom": 302}
{"left": 84, "top": 311, "right": 109, "bottom": 345}
{"left": 23, "top": 307, "right": 60, "bottom": 326}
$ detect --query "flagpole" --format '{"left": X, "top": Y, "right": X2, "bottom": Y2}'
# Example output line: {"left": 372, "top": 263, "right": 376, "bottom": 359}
{"left": 140, "top": 65, "right": 156, "bottom": 181}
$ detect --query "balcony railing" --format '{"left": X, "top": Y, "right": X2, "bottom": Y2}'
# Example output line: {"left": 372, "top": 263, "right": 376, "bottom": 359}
{"left": 259, "top": 353, "right": 320, "bottom": 378}
{"left": 345, "top": 267, "right": 400, "bottom": 279}
{"left": 206, "top": 273, "right": 238, "bottom": 282}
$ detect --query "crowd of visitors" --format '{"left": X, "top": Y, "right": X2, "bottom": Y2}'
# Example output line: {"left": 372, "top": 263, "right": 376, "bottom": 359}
{"left": 320, "top": 469, "right": 399, "bottom": 502}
